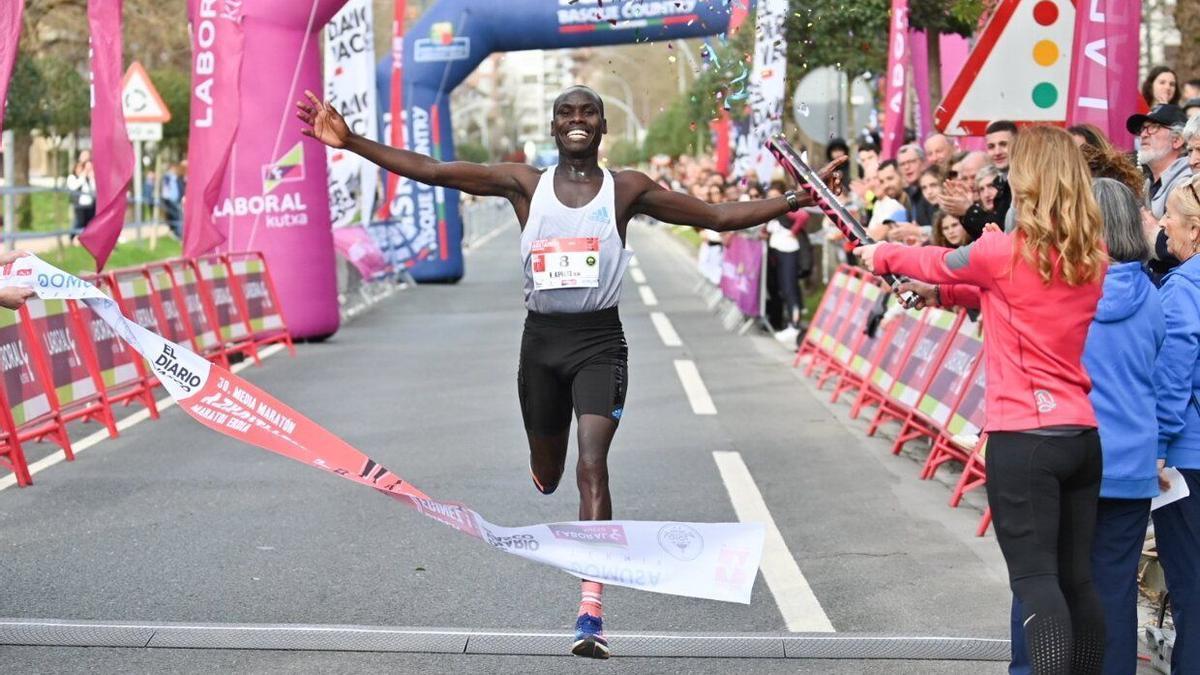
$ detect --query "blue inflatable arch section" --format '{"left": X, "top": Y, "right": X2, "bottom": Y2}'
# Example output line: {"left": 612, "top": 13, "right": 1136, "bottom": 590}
{"left": 374, "top": 0, "right": 743, "bottom": 282}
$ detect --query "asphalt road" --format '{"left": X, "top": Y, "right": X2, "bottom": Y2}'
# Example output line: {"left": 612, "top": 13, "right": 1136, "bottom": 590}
{"left": 0, "top": 213, "right": 1015, "bottom": 673}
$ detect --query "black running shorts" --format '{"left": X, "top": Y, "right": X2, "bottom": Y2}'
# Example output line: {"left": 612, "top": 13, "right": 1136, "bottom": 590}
{"left": 518, "top": 307, "right": 628, "bottom": 436}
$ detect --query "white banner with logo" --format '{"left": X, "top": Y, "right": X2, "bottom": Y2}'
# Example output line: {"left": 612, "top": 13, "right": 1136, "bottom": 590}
{"left": 1, "top": 255, "right": 766, "bottom": 604}
{"left": 736, "top": 0, "right": 788, "bottom": 183}
{"left": 324, "top": 0, "right": 379, "bottom": 228}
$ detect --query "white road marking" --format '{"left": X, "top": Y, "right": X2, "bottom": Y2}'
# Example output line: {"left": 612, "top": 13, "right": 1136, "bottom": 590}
{"left": 628, "top": 255, "right": 639, "bottom": 268}
{"left": 0, "top": 344, "right": 287, "bottom": 492}
{"left": 629, "top": 267, "right": 647, "bottom": 284}
{"left": 638, "top": 285, "right": 658, "bottom": 306}
{"left": 713, "top": 450, "right": 835, "bottom": 633}
{"left": 649, "top": 312, "right": 682, "bottom": 347}
{"left": 462, "top": 221, "right": 512, "bottom": 255}
{"left": 673, "top": 359, "right": 716, "bottom": 415}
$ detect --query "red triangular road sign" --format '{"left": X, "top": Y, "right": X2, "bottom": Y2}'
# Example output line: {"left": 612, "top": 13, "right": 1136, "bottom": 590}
{"left": 935, "top": 0, "right": 1076, "bottom": 135}
{"left": 121, "top": 61, "right": 171, "bottom": 124}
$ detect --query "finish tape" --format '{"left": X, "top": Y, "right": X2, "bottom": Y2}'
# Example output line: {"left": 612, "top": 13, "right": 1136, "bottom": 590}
{"left": 2, "top": 256, "right": 765, "bottom": 603}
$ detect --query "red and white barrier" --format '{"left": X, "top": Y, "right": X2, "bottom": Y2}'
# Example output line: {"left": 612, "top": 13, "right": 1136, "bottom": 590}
{"left": 797, "top": 267, "right": 993, "bottom": 535}
{"left": 0, "top": 252, "right": 294, "bottom": 487}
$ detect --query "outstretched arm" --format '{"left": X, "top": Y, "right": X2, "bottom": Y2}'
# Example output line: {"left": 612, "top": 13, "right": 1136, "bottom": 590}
{"left": 628, "top": 158, "right": 844, "bottom": 232}
{"left": 296, "top": 90, "right": 531, "bottom": 199}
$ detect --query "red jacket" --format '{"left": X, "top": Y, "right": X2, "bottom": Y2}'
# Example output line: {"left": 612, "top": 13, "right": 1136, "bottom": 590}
{"left": 874, "top": 232, "right": 1105, "bottom": 432}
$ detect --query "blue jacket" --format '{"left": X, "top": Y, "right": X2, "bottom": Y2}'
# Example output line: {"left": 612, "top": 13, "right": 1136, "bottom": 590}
{"left": 1085, "top": 262, "right": 1165, "bottom": 498}
{"left": 1155, "top": 255, "right": 1200, "bottom": 470}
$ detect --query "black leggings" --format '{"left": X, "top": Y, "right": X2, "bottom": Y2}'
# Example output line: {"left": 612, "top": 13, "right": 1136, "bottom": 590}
{"left": 986, "top": 430, "right": 1105, "bottom": 674}
{"left": 774, "top": 248, "right": 802, "bottom": 327}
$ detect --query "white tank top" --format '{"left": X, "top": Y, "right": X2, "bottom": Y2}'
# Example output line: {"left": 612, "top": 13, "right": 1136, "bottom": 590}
{"left": 520, "top": 166, "right": 632, "bottom": 313}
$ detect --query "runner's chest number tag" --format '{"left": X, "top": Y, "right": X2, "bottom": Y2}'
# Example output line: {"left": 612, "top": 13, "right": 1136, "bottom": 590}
{"left": 530, "top": 237, "right": 601, "bottom": 290}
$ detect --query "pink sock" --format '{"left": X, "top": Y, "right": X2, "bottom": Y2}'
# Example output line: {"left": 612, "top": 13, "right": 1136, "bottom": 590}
{"left": 579, "top": 580, "right": 603, "bottom": 617}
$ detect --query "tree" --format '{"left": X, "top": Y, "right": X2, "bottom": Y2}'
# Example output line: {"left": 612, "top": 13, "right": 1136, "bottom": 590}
{"left": 909, "top": 0, "right": 990, "bottom": 105}
{"left": 643, "top": 98, "right": 701, "bottom": 159}
{"left": 455, "top": 141, "right": 489, "bottom": 164}
{"left": 1176, "top": 0, "right": 1200, "bottom": 81}
{"left": 150, "top": 67, "right": 192, "bottom": 156}
{"left": 607, "top": 138, "right": 643, "bottom": 168}
{"left": 785, "top": 0, "right": 892, "bottom": 83}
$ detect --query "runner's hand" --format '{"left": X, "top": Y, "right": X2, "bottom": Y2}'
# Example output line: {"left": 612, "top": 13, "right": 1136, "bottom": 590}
{"left": 296, "top": 90, "right": 350, "bottom": 149}
{"left": 816, "top": 157, "right": 847, "bottom": 195}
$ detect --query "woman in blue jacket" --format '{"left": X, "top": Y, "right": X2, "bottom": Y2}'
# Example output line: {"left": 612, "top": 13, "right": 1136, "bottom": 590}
{"left": 1010, "top": 178, "right": 1165, "bottom": 675}
{"left": 1083, "top": 179, "right": 1165, "bottom": 674}
{"left": 1153, "top": 174, "right": 1200, "bottom": 674}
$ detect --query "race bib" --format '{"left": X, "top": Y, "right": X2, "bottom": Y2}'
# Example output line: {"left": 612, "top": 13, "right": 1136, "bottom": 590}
{"left": 530, "top": 237, "right": 601, "bottom": 290}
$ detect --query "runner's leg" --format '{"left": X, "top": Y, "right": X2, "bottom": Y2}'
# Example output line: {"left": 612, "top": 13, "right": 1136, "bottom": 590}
{"left": 576, "top": 413, "right": 617, "bottom": 520}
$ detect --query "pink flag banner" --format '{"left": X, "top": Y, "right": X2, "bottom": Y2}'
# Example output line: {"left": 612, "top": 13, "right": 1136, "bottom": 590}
{"left": 719, "top": 234, "right": 765, "bottom": 317}
{"left": 183, "top": 0, "right": 245, "bottom": 258}
{"left": 881, "top": 0, "right": 910, "bottom": 158}
{"left": 80, "top": 0, "right": 135, "bottom": 270}
{"left": 1066, "top": 0, "right": 1141, "bottom": 151}
{"left": 909, "top": 29, "right": 932, "bottom": 142}
{"left": 0, "top": 0, "right": 23, "bottom": 138}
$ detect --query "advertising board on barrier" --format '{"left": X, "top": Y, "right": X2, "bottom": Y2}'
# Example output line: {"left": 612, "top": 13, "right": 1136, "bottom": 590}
{"left": 719, "top": 235, "right": 764, "bottom": 317}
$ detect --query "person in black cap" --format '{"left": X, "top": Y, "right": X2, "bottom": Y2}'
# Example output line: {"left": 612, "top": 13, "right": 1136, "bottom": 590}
{"left": 1129, "top": 104, "right": 1193, "bottom": 277}
{"left": 1184, "top": 98, "right": 1200, "bottom": 120}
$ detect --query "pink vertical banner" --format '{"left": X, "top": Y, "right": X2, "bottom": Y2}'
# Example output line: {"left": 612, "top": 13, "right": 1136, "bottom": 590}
{"left": 1066, "top": 0, "right": 1141, "bottom": 151}
{"left": 377, "top": 0, "right": 406, "bottom": 221}
{"left": 909, "top": 29, "right": 932, "bottom": 142}
{"left": 183, "top": 0, "right": 244, "bottom": 258}
{"left": 881, "top": 0, "right": 910, "bottom": 159}
{"left": 0, "top": 0, "right": 24, "bottom": 138}
{"left": 333, "top": 225, "right": 393, "bottom": 280}
{"left": 81, "top": 0, "right": 135, "bottom": 270}
{"left": 939, "top": 33, "right": 970, "bottom": 94}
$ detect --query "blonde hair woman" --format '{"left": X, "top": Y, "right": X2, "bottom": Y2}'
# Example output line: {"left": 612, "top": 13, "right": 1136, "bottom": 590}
{"left": 855, "top": 126, "right": 1108, "bottom": 674}
{"left": 1151, "top": 173, "right": 1200, "bottom": 673}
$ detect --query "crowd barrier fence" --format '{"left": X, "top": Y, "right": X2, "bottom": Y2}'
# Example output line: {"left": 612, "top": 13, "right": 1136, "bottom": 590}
{"left": 797, "top": 264, "right": 993, "bottom": 535}
{"left": 0, "top": 252, "right": 296, "bottom": 488}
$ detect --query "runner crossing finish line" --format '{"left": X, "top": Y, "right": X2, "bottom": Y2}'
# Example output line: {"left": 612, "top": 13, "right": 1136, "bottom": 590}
{"left": 298, "top": 84, "right": 840, "bottom": 658}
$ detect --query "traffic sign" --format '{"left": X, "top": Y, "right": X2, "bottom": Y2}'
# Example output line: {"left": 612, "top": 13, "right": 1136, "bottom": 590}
{"left": 935, "top": 0, "right": 1076, "bottom": 135}
{"left": 126, "top": 123, "right": 163, "bottom": 142}
{"left": 121, "top": 61, "right": 171, "bottom": 124}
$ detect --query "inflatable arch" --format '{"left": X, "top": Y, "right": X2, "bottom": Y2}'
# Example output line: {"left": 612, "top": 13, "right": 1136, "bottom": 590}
{"left": 375, "top": 0, "right": 744, "bottom": 282}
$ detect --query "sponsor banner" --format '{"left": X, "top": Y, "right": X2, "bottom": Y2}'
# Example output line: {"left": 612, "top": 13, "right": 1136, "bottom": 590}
{"left": 82, "top": 0, "right": 135, "bottom": 270}
{"left": 881, "top": 0, "right": 909, "bottom": 159}
{"left": 744, "top": 0, "right": 788, "bottom": 183}
{"left": 377, "top": 0, "right": 405, "bottom": 223}
{"left": 0, "top": 0, "right": 23, "bottom": 137}
{"left": 324, "top": 0, "right": 379, "bottom": 228}
{"left": 871, "top": 308, "right": 922, "bottom": 391}
{"left": 184, "top": 0, "right": 244, "bottom": 257}
{"left": 890, "top": 309, "right": 955, "bottom": 407}
{"left": 919, "top": 318, "right": 982, "bottom": 425}
{"left": 332, "top": 226, "right": 394, "bottom": 281}
{"left": 556, "top": 0, "right": 700, "bottom": 33}
{"left": 144, "top": 266, "right": 194, "bottom": 346}
{"left": 193, "top": 257, "right": 250, "bottom": 343}
{"left": 0, "top": 255, "right": 765, "bottom": 604}
{"left": 226, "top": 254, "right": 287, "bottom": 335}
{"left": 0, "top": 308, "right": 49, "bottom": 426}
{"left": 1065, "top": 0, "right": 1141, "bottom": 151}
{"left": 719, "top": 235, "right": 764, "bottom": 317}
{"left": 24, "top": 299, "right": 97, "bottom": 408}
{"left": 159, "top": 261, "right": 220, "bottom": 353}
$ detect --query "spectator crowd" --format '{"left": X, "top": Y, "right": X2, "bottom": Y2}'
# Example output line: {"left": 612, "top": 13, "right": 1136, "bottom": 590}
{"left": 639, "top": 63, "right": 1200, "bottom": 675}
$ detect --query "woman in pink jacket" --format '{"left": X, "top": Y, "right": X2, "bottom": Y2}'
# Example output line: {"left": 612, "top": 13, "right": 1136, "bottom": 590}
{"left": 856, "top": 126, "right": 1108, "bottom": 674}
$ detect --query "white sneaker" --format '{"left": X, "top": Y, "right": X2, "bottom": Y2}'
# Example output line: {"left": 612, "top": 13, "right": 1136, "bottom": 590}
{"left": 774, "top": 326, "right": 799, "bottom": 344}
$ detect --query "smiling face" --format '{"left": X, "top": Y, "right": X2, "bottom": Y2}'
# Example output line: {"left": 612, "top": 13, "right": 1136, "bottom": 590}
{"left": 986, "top": 130, "right": 1015, "bottom": 170}
{"left": 1155, "top": 71, "right": 1178, "bottom": 105}
{"left": 550, "top": 87, "right": 607, "bottom": 159}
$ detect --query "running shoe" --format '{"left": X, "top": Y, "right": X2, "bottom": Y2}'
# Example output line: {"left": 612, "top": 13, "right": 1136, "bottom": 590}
{"left": 571, "top": 613, "right": 610, "bottom": 659}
